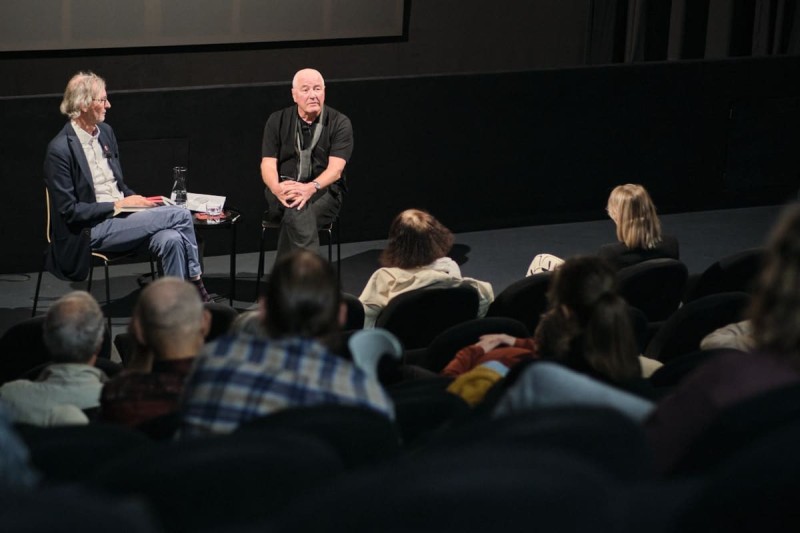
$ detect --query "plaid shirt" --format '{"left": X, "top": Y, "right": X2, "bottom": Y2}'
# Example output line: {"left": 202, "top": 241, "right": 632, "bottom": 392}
{"left": 179, "top": 334, "right": 394, "bottom": 438}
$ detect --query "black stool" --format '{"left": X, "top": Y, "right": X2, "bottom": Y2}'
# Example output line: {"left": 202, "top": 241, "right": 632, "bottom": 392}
{"left": 255, "top": 212, "right": 341, "bottom": 299}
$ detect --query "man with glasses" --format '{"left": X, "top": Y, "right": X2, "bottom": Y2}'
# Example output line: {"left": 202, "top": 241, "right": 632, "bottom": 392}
{"left": 260, "top": 68, "right": 353, "bottom": 260}
{"left": 44, "top": 71, "right": 211, "bottom": 301}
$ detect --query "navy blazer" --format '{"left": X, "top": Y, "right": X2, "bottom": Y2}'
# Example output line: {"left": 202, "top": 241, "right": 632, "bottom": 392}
{"left": 43, "top": 122, "right": 135, "bottom": 281}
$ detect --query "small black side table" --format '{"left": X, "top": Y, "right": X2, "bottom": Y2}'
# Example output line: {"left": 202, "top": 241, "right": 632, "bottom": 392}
{"left": 193, "top": 209, "right": 241, "bottom": 305}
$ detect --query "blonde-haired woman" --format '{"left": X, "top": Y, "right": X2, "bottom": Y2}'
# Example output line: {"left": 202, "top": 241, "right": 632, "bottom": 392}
{"left": 598, "top": 184, "right": 679, "bottom": 270}
{"left": 526, "top": 184, "right": 678, "bottom": 276}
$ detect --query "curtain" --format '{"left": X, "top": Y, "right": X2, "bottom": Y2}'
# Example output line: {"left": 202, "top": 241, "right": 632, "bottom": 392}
{"left": 585, "top": 0, "right": 799, "bottom": 63}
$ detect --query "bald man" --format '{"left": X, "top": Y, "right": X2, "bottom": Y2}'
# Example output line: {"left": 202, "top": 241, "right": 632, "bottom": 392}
{"left": 100, "top": 277, "right": 210, "bottom": 427}
{"left": 260, "top": 68, "right": 354, "bottom": 259}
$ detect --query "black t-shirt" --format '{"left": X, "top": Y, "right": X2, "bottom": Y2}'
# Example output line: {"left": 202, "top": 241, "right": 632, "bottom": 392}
{"left": 261, "top": 105, "right": 353, "bottom": 193}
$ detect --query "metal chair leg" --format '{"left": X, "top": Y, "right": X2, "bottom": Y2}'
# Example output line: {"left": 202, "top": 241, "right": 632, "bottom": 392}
{"left": 336, "top": 220, "right": 342, "bottom": 283}
{"left": 324, "top": 227, "right": 333, "bottom": 263}
{"left": 103, "top": 260, "right": 112, "bottom": 332}
{"left": 32, "top": 265, "right": 44, "bottom": 317}
{"left": 87, "top": 262, "right": 94, "bottom": 293}
{"left": 255, "top": 226, "right": 267, "bottom": 300}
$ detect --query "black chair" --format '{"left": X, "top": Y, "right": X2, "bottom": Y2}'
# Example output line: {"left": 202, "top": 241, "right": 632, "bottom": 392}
{"left": 341, "top": 292, "right": 365, "bottom": 331}
{"left": 644, "top": 292, "right": 751, "bottom": 363}
{"left": 671, "top": 382, "right": 800, "bottom": 478}
{"left": 683, "top": 247, "right": 765, "bottom": 303}
{"left": 403, "top": 316, "right": 530, "bottom": 373}
{"left": 203, "top": 301, "right": 239, "bottom": 339}
{"left": 32, "top": 188, "right": 157, "bottom": 332}
{"left": 255, "top": 211, "right": 341, "bottom": 298}
{"left": 485, "top": 272, "right": 553, "bottom": 333}
{"left": 237, "top": 404, "right": 401, "bottom": 469}
{"left": 616, "top": 258, "right": 689, "bottom": 323}
{"left": 388, "top": 377, "right": 470, "bottom": 449}
{"left": 0, "top": 485, "right": 160, "bottom": 533}
{"left": 92, "top": 429, "right": 345, "bottom": 532}
{"left": 432, "top": 406, "right": 654, "bottom": 482}
{"left": 375, "top": 286, "right": 480, "bottom": 351}
{"left": 648, "top": 349, "right": 730, "bottom": 389}
{"left": 268, "top": 442, "right": 618, "bottom": 533}
{"left": 676, "top": 418, "right": 800, "bottom": 532}
{"left": 0, "top": 316, "right": 112, "bottom": 384}
{"left": 14, "top": 423, "right": 154, "bottom": 485}
{"left": 134, "top": 411, "right": 181, "bottom": 441}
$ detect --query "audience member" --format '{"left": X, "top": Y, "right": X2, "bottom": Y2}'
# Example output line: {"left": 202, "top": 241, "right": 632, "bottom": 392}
{"left": 359, "top": 209, "right": 494, "bottom": 328}
{"left": 444, "top": 256, "right": 656, "bottom": 397}
{"left": 44, "top": 71, "right": 210, "bottom": 301}
{"left": 646, "top": 204, "right": 800, "bottom": 474}
{"left": 228, "top": 309, "right": 267, "bottom": 337}
{"left": 597, "top": 183, "right": 679, "bottom": 270}
{"left": 100, "top": 277, "right": 210, "bottom": 428}
{"left": 180, "top": 250, "right": 393, "bottom": 438}
{"left": 261, "top": 68, "right": 353, "bottom": 259}
{"left": 525, "top": 183, "right": 678, "bottom": 275}
{"left": 0, "top": 291, "right": 107, "bottom": 426}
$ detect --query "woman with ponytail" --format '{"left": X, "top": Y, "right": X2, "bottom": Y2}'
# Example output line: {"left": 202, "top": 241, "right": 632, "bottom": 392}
{"left": 533, "top": 256, "right": 641, "bottom": 384}
{"left": 443, "top": 256, "right": 654, "bottom": 398}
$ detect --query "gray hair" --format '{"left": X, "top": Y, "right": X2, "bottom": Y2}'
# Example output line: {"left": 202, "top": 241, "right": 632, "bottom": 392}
{"left": 59, "top": 71, "right": 105, "bottom": 119}
{"left": 134, "top": 277, "right": 205, "bottom": 351}
{"left": 43, "top": 291, "right": 105, "bottom": 363}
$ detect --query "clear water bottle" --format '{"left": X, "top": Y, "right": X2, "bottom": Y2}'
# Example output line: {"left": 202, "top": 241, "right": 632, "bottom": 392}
{"left": 171, "top": 166, "right": 188, "bottom": 208}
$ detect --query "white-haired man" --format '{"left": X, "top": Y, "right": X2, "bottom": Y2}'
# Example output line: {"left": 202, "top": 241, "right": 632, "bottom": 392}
{"left": 44, "top": 71, "right": 211, "bottom": 301}
{"left": 260, "top": 68, "right": 353, "bottom": 259}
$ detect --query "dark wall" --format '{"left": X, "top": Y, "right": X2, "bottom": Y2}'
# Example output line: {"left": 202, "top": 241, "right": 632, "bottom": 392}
{"left": 1, "top": 2, "right": 799, "bottom": 274}
{"left": 2, "top": 55, "right": 799, "bottom": 274}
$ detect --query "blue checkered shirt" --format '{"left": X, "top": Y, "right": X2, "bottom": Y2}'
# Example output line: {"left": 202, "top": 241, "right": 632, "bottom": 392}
{"left": 179, "top": 333, "right": 394, "bottom": 437}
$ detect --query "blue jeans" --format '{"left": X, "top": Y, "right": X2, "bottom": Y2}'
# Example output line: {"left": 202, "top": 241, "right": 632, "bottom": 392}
{"left": 493, "top": 362, "right": 655, "bottom": 422}
{"left": 90, "top": 206, "right": 202, "bottom": 279}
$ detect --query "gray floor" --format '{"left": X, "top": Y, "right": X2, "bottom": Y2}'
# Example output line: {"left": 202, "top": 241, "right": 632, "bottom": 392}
{"left": 0, "top": 204, "right": 784, "bottom": 341}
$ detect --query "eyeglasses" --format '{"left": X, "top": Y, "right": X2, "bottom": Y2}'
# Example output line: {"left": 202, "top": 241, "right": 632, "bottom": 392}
{"left": 93, "top": 97, "right": 109, "bottom": 104}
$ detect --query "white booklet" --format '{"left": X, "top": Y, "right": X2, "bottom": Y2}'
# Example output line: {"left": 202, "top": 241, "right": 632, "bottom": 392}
{"left": 186, "top": 192, "right": 226, "bottom": 212}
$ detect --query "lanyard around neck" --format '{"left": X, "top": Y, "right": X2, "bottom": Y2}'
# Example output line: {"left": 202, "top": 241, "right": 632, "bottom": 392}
{"left": 295, "top": 107, "right": 324, "bottom": 182}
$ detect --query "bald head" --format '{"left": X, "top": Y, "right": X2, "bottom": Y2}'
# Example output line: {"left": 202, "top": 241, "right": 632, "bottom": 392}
{"left": 292, "top": 68, "right": 324, "bottom": 89}
{"left": 132, "top": 277, "right": 209, "bottom": 359}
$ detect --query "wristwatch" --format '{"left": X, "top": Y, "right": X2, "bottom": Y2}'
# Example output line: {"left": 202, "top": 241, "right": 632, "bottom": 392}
{"left": 312, "top": 180, "right": 321, "bottom": 191}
